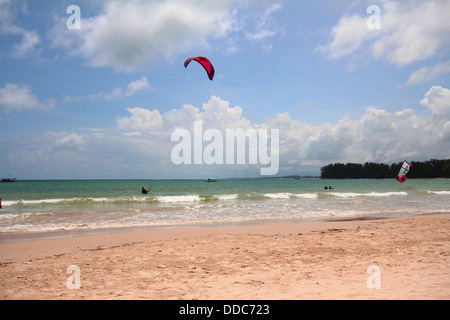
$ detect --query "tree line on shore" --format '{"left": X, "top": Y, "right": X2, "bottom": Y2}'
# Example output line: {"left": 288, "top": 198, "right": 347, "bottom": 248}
{"left": 320, "top": 159, "right": 450, "bottom": 179}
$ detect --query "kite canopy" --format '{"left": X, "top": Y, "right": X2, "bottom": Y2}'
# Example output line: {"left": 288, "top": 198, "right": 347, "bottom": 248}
{"left": 184, "top": 56, "right": 215, "bottom": 81}
{"left": 397, "top": 160, "right": 412, "bottom": 183}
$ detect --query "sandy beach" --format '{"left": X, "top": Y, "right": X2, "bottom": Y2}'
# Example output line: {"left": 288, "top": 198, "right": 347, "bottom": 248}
{"left": 0, "top": 214, "right": 449, "bottom": 300}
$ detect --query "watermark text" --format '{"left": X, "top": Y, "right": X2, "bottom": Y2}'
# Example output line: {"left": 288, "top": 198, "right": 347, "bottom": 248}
{"left": 171, "top": 121, "right": 279, "bottom": 176}
{"left": 66, "top": 5, "right": 81, "bottom": 30}
{"left": 366, "top": 265, "right": 381, "bottom": 289}
{"left": 367, "top": 5, "right": 381, "bottom": 30}
{"left": 66, "top": 265, "right": 81, "bottom": 290}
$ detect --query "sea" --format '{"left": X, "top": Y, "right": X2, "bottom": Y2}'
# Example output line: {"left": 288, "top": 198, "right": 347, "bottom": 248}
{"left": 0, "top": 178, "right": 449, "bottom": 242}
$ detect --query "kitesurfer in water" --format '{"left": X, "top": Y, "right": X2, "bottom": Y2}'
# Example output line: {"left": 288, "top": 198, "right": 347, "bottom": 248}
{"left": 142, "top": 187, "right": 149, "bottom": 194}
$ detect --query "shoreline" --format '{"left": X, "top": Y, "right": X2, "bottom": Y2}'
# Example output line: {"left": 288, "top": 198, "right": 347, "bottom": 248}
{"left": 1, "top": 214, "right": 449, "bottom": 299}
{"left": 0, "top": 217, "right": 385, "bottom": 263}
{"left": 0, "top": 214, "right": 390, "bottom": 245}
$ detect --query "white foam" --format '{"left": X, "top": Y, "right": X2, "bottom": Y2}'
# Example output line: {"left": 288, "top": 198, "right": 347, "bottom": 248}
{"left": 217, "top": 194, "right": 238, "bottom": 200}
{"left": 330, "top": 192, "right": 408, "bottom": 198}
{"left": 264, "top": 193, "right": 293, "bottom": 199}
{"left": 293, "top": 193, "right": 319, "bottom": 199}
{"left": 157, "top": 195, "right": 201, "bottom": 203}
{"left": 426, "top": 191, "right": 450, "bottom": 195}
{"left": 0, "top": 211, "right": 54, "bottom": 221}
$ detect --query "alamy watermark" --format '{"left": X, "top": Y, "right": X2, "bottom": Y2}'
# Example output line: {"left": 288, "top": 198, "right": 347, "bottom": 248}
{"left": 66, "top": 5, "right": 81, "bottom": 30}
{"left": 366, "top": 265, "right": 381, "bottom": 289}
{"left": 66, "top": 265, "right": 81, "bottom": 290}
{"left": 171, "top": 121, "right": 279, "bottom": 176}
{"left": 367, "top": 5, "right": 381, "bottom": 30}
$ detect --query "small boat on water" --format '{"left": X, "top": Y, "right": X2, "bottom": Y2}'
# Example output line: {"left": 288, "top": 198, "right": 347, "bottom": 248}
{"left": 1, "top": 174, "right": 17, "bottom": 182}
{"left": 204, "top": 178, "right": 218, "bottom": 182}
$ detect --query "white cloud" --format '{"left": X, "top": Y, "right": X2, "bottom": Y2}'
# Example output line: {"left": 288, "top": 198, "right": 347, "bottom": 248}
{"left": 50, "top": 0, "right": 282, "bottom": 71}
{"left": 64, "top": 77, "right": 151, "bottom": 102}
{"left": 125, "top": 77, "right": 151, "bottom": 97}
{"left": 246, "top": 29, "right": 276, "bottom": 41}
{"left": 104, "top": 88, "right": 124, "bottom": 102}
{"left": 0, "top": 0, "right": 13, "bottom": 22}
{"left": 420, "top": 86, "right": 450, "bottom": 118}
{"left": 5, "top": 87, "right": 449, "bottom": 178}
{"left": 11, "top": 29, "right": 40, "bottom": 57}
{"left": 405, "top": 61, "right": 450, "bottom": 86}
{"left": 2, "top": 129, "right": 167, "bottom": 179}
{"left": 50, "top": 0, "right": 235, "bottom": 71}
{"left": 117, "top": 108, "right": 163, "bottom": 131}
{"left": 316, "top": 15, "right": 371, "bottom": 60}
{"left": 318, "top": 0, "right": 450, "bottom": 67}
{"left": 372, "top": 0, "right": 450, "bottom": 66}
{"left": 273, "top": 86, "right": 450, "bottom": 167}
{"left": 0, "top": 83, "right": 55, "bottom": 113}
{"left": 245, "top": 2, "right": 283, "bottom": 42}
{"left": 117, "top": 88, "right": 450, "bottom": 175}
{"left": 52, "top": 133, "right": 85, "bottom": 152}
{"left": 0, "top": 0, "right": 40, "bottom": 57}
{"left": 117, "top": 95, "right": 252, "bottom": 134}
{"left": 123, "top": 131, "right": 142, "bottom": 137}
{"left": 104, "top": 77, "right": 151, "bottom": 100}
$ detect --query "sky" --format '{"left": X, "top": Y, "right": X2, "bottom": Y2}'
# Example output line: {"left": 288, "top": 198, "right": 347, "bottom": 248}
{"left": 1, "top": 0, "right": 449, "bottom": 179}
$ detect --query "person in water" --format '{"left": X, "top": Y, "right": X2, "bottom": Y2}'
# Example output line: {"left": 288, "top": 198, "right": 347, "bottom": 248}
{"left": 142, "top": 187, "right": 149, "bottom": 194}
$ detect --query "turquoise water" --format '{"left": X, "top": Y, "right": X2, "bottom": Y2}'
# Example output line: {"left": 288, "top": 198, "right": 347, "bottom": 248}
{"left": 0, "top": 178, "right": 449, "bottom": 238}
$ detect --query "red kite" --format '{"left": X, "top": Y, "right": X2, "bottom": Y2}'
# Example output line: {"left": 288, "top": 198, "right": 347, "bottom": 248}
{"left": 184, "top": 56, "right": 215, "bottom": 81}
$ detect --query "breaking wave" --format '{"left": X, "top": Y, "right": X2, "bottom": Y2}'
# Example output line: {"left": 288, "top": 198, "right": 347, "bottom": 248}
{"left": 2, "top": 190, "right": 411, "bottom": 208}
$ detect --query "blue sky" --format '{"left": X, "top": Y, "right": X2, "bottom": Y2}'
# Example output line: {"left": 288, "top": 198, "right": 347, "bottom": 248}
{"left": 1, "top": 0, "right": 449, "bottom": 179}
